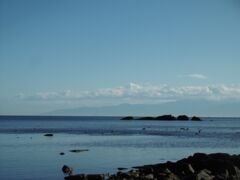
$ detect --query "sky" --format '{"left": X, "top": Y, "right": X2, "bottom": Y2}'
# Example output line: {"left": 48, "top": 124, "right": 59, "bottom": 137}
{"left": 0, "top": 0, "right": 240, "bottom": 115}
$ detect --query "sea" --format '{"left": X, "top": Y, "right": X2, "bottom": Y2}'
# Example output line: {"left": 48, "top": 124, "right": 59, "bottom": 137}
{"left": 0, "top": 116, "right": 240, "bottom": 180}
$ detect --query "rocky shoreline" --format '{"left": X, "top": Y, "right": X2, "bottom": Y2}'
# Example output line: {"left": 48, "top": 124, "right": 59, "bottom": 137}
{"left": 63, "top": 152, "right": 240, "bottom": 180}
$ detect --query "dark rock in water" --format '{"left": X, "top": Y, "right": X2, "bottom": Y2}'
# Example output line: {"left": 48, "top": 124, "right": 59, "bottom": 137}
{"left": 191, "top": 116, "right": 201, "bottom": 121}
{"left": 156, "top": 114, "right": 176, "bottom": 121}
{"left": 118, "top": 167, "right": 128, "bottom": 171}
{"left": 177, "top": 115, "right": 189, "bottom": 121}
{"left": 137, "top": 116, "right": 155, "bottom": 120}
{"left": 62, "top": 165, "right": 73, "bottom": 175}
{"left": 134, "top": 114, "right": 201, "bottom": 121}
{"left": 44, "top": 133, "right": 53, "bottom": 137}
{"left": 69, "top": 149, "right": 89, "bottom": 153}
{"left": 60, "top": 152, "right": 65, "bottom": 155}
{"left": 65, "top": 174, "right": 104, "bottom": 180}
{"left": 121, "top": 116, "right": 134, "bottom": 120}
{"left": 64, "top": 174, "right": 85, "bottom": 180}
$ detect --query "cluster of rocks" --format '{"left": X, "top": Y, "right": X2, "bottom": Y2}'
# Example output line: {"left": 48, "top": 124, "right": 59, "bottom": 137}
{"left": 121, "top": 115, "right": 201, "bottom": 121}
{"left": 63, "top": 153, "right": 240, "bottom": 180}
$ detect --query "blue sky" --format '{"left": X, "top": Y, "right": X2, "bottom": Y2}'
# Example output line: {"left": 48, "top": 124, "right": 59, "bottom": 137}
{"left": 1, "top": 0, "right": 240, "bottom": 115}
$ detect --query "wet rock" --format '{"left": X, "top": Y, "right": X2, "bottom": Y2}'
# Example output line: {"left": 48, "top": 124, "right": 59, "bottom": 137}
{"left": 44, "top": 133, "right": 53, "bottom": 137}
{"left": 64, "top": 174, "right": 85, "bottom": 180}
{"left": 117, "top": 167, "right": 128, "bottom": 171}
{"left": 69, "top": 149, "right": 89, "bottom": 153}
{"left": 62, "top": 165, "right": 73, "bottom": 176}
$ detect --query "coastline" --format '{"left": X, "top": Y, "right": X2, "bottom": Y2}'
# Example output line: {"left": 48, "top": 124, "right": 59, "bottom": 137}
{"left": 64, "top": 152, "right": 240, "bottom": 180}
{"left": 1, "top": 116, "right": 240, "bottom": 180}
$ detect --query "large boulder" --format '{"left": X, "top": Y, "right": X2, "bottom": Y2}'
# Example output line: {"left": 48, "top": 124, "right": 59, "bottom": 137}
{"left": 62, "top": 165, "right": 73, "bottom": 176}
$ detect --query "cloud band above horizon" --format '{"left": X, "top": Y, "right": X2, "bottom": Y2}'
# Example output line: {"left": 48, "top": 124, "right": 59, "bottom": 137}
{"left": 18, "top": 83, "right": 240, "bottom": 106}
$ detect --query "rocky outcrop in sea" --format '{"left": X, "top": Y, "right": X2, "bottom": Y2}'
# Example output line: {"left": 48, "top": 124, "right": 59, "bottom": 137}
{"left": 121, "top": 115, "right": 202, "bottom": 121}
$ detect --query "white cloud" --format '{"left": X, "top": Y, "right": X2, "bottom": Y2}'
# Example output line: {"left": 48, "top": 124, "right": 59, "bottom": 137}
{"left": 181, "top": 74, "right": 208, "bottom": 80}
{"left": 18, "top": 83, "right": 240, "bottom": 105}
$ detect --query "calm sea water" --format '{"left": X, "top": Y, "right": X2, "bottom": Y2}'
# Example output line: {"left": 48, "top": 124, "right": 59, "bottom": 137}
{"left": 0, "top": 116, "right": 240, "bottom": 180}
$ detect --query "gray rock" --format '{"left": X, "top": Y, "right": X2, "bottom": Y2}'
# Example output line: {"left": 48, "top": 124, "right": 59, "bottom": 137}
{"left": 165, "top": 173, "right": 180, "bottom": 180}
{"left": 186, "top": 164, "right": 195, "bottom": 174}
{"left": 231, "top": 166, "right": 240, "bottom": 180}
{"left": 196, "top": 169, "right": 214, "bottom": 180}
{"left": 144, "top": 174, "right": 154, "bottom": 179}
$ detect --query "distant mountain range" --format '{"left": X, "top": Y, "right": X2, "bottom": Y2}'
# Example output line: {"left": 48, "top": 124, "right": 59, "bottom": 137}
{"left": 45, "top": 99, "right": 240, "bottom": 117}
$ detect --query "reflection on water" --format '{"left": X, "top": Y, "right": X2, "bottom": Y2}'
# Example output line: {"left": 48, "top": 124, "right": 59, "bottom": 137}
{"left": 0, "top": 116, "right": 240, "bottom": 180}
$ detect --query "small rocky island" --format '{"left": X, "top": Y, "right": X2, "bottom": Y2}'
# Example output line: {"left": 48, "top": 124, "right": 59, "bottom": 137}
{"left": 63, "top": 153, "right": 240, "bottom": 180}
{"left": 121, "top": 115, "right": 202, "bottom": 121}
